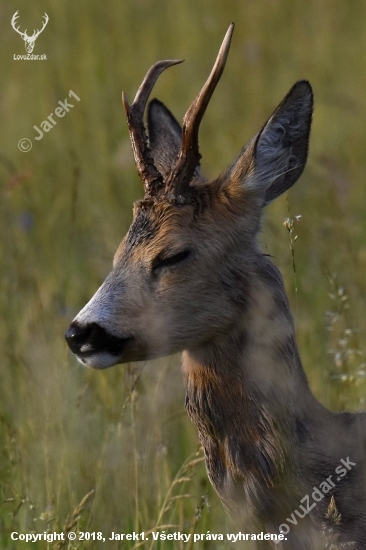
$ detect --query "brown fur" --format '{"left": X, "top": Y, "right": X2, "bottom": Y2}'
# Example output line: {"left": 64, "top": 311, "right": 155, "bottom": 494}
{"left": 65, "top": 32, "right": 366, "bottom": 549}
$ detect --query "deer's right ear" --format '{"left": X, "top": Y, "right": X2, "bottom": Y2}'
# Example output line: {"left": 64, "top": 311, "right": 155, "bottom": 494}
{"left": 147, "top": 99, "right": 182, "bottom": 177}
{"left": 223, "top": 81, "right": 313, "bottom": 206}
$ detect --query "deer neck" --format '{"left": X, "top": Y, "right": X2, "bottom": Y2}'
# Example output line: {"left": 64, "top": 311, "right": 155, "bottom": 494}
{"left": 182, "top": 255, "right": 323, "bottom": 514}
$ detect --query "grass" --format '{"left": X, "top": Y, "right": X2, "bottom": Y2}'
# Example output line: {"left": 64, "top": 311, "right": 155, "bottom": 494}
{"left": 1, "top": 0, "right": 366, "bottom": 548}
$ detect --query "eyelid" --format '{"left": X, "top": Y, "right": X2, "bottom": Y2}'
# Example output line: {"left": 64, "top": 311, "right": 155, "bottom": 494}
{"left": 152, "top": 250, "right": 191, "bottom": 272}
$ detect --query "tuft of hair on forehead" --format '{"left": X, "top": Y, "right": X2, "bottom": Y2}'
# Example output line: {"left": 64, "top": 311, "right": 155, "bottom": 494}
{"left": 124, "top": 204, "right": 160, "bottom": 254}
{"left": 124, "top": 197, "right": 196, "bottom": 254}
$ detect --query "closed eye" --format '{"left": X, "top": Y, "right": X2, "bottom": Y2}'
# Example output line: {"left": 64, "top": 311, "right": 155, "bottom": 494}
{"left": 152, "top": 250, "right": 191, "bottom": 273}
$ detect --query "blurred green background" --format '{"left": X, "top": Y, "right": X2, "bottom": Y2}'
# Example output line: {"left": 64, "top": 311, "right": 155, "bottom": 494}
{"left": 2, "top": 0, "right": 366, "bottom": 548}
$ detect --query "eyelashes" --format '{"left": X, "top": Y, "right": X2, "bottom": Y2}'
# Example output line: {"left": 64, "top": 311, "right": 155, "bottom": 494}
{"left": 152, "top": 250, "right": 191, "bottom": 273}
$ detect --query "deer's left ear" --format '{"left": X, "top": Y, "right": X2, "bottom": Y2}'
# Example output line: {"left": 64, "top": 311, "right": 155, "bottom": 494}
{"left": 147, "top": 99, "right": 182, "bottom": 177}
{"left": 224, "top": 81, "right": 313, "bottom": 205}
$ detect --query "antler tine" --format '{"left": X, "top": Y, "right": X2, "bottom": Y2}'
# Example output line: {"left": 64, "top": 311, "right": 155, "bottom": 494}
{"left": 167, "top": 23, "right": 234, "bottom": 197}
{"left": 33, "top": 13, "right": 49, "bottom": 39}
{"left": 122, "top": 59, "right": 183, "bottom": 196}
{"left": 11, "top": 11, "right": 25, "bottom": 37}
{"left": 132, "top": 59, "right": 183, "bottom": 117}
{"left": 11, "top": 10, "right": 19, "bottom": 25}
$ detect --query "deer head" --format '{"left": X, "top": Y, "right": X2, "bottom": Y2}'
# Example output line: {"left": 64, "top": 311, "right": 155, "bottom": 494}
{"left": 11, "top": 11, "right": 49, "bottom": 54}
{"left": 65, "top": 24, "right": 313, "bottom": 369}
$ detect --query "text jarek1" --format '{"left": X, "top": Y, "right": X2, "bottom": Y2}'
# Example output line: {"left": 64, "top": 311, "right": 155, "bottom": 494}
{"left": 33, "top": 90, "right": 80, "bottom": 141}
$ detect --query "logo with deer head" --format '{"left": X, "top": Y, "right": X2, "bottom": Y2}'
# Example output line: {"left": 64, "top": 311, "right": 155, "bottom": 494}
{"left": 11, "top": 10, "right": 49, "bottom": 54}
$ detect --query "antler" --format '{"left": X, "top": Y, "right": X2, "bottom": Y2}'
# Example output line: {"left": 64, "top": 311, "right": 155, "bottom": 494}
{"left": 122, "top": 60, "right": 183, "bottom": 197}
{"left": 32, "top": 13, "right": 49, "bottom": 39}
{"left": 11, "top": 11, "right": 26, "bottom": 39}
{"left": 123, "top": 24, "right": 234, "bottom": 199}
{"left": 167, "top": 23, "right": 234, "bottom": 198}
{"left": 11, "top": 11, "right": 49, "bottom": 40}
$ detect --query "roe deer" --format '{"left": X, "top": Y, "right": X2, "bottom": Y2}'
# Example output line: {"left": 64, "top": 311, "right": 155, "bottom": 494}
{"left": 65, "top": 24, "right": 366, "bottom": 549}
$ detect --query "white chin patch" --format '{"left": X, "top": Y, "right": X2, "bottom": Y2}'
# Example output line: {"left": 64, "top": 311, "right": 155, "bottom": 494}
{"left": 76, "top": 352, "right": 120, "bottom": 370}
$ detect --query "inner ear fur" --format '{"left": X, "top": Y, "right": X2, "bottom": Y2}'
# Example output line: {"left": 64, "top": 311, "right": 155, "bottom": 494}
{"left": 222, "top": 81, "right": 313, "bottom": 206}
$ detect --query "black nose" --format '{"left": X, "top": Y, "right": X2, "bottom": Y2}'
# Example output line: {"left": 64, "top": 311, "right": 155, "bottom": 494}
{"left": 65, "top": 322, "right": 92, "bottom": 354}
{"left": 65, "top": 321, "right": 132, "bottom": 357}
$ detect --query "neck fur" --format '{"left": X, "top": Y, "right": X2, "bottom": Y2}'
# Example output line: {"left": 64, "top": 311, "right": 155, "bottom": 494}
{"left": 182, "top": 256, "right": 322, "bottom": 523}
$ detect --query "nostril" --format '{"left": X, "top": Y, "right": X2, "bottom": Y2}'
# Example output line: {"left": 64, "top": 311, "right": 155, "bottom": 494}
{"left": 65, "top": 322, "right": 91, "bottom": 353}
{"left": 65, "top": 321, "right": 132, "bottom": 359}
